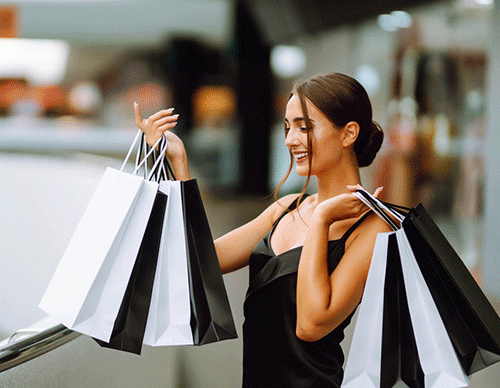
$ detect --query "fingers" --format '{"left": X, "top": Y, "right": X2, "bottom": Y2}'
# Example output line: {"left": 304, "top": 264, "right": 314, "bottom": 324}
{"left": 154, "top": 114, "right": 179, "bottom": 131}
{"left": 346, "top": 184, "right": 360, "bottom": 192}
{"left": 144, "top": 108, "right": 177, "bottom": 132}
{"left": 134, "top": 103, "right": 179, "bottom": 146}
{"left": 346, "top": 184, "right": 383, "bottom": 198}
{"left": 133, "top": 102, "right": 143, "bottom": 128}
{"left": 373, "top": 186, "right": 384, "bottom": 198}
{"left": 148, "top": 108, "right": 175, "bottom": 123}
{"left": 346, "top": 184, "right": 364, "bottom": 192}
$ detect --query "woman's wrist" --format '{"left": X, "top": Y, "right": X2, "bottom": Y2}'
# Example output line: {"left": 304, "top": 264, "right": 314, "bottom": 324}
{"left": 312, "top": 202, "right": 338, "bottom": 228}
{"left": 170, "top": 152, "right": 191, "bottom": 181}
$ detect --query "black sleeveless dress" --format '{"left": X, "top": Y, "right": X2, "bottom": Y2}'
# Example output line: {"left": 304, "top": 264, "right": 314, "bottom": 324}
{"left": 242, "top": 196, "right": 371, "bottom": 388}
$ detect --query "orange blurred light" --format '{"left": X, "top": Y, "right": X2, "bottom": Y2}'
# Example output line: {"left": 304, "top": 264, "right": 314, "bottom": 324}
{"left": 193, "top": 85, "right": 236, "bottom": 125}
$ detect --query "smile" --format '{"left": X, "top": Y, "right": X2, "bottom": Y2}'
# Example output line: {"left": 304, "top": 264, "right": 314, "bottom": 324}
{"left": 294, "top": 152, "right": 308, "bottom": 163}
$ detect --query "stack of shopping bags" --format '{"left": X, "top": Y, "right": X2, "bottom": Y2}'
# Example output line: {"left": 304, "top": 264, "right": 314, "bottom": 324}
{"left": 342, "top": 190, "right": 500, "bottom": 388}
{"left": 39, "top": 130, "right": 237, "bottom": 354}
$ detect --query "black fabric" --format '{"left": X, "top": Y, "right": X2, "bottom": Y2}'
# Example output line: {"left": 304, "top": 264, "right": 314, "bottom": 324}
{"left": 381, "top": 233, "right": 424, "bottom": 388}
{"left": 243, "top": 196, "right": 371, "bottom": 388}
{"left": 95, "top": 191, "right": 167, "bottom": 354}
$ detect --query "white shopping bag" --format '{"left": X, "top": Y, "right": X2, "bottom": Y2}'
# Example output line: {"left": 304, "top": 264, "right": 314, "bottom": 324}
{"left": 397, "top": 230, "right": 470, "bottom": 388}
{"left": 39, "top": 167, "right": 158, "bottom": 341}
{"left": 39, "top": 130, "right": 166, "bottom": 342}
{"left": 143, "top": 180, "right": 194, "bottom": 346}
{"left": 342, "top": 232, "right": 393, "bottom": 388}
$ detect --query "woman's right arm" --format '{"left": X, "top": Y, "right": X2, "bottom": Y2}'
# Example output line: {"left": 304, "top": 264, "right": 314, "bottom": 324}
{"left": 134, "top": 103, "right": 297, "bottom": 274}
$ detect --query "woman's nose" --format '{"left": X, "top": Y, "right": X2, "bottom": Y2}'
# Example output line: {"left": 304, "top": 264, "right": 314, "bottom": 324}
{"left": 285, "top": 128, "right": 301, "bottom": 148}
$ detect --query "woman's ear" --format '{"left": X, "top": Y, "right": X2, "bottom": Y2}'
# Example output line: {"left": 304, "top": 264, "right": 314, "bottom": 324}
{"left": 342, "top": 121, "right": 359, "bottom": 147}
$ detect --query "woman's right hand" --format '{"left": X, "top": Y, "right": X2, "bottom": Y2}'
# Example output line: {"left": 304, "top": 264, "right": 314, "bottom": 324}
{"left": 312, "top": 186, "right": 384, "bottom": 227}
{"left": 134, "top": 102, "right": 191, "bottom": 180}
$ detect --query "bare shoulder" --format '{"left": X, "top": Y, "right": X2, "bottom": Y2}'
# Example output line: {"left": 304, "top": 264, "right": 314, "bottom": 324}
{"left": 350, "top": 211, "right": 393, "bottom": 243}
{"left": 269, "top": 193, "right": 302, "bottom": 222}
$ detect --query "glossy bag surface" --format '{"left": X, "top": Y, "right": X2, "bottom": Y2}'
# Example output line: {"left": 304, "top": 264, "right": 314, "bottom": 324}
{"left": 403, "top": 204, "right": 500, "bottom": 375}
{"left": 355, "top": 189, "right": 500, "bottom": 377}
{"left": 181, "top": 179, "right": 237, "bottom": 345}
{"left": 380, "top": 233, "right": 424, "bottom": 388}
{"left": 396, "top": 230, "right": 469, "bottom": 387}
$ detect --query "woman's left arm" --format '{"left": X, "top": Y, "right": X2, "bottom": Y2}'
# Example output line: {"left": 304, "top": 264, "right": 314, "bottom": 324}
{"left": 295, "top": 192, "right": 390, "bottom": 342}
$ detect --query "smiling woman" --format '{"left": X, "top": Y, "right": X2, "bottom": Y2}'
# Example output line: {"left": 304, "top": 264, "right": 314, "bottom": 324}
{"left": 277, "top": 73, "right": 384, "bottom": 205}
{"left": 138, "top": 72, "right": 390, "bottom": 387}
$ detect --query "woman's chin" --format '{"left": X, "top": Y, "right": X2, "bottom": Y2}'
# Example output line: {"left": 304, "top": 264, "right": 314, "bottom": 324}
{"left": 295, "top": 167, "right": 310, "bottom": 177}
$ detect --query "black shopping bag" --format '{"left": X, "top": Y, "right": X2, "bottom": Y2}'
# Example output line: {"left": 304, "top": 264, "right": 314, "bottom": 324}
{"left": 95, "top": 191, "right": 167, "bottom": 354}
{"left": 181, "top": 179, "right": 238, "bottom": 345}
{"left": 381, "top": 234, "right": 425, "bottom": 388}
{"left": 355, "top": 188, "right": 500, "bottom": 376}
{"left": 403, "top": 204, "right": 500, "bottom": 375}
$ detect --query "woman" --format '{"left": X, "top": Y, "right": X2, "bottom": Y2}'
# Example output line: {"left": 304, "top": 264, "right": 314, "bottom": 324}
{"left": 134, "top": 73, "right": 391, "bottom": 387}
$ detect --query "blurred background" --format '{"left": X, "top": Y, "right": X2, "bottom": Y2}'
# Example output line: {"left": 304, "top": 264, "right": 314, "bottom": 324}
{"left": 1, "top": 0, "right": 500, "bottom": 386}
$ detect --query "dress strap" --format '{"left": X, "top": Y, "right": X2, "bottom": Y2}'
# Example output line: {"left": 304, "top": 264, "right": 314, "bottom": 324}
{"left": 339, "top": 210, "right": 373, "bottom": 242}
{"left": 271, "top": 194, "right": 310, "bottom": 229}
{"left": 283, "top": 193, "right": 309, "bottom": 213}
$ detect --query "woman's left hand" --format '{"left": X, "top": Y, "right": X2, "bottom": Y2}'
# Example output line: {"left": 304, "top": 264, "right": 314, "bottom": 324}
{"left": 312, "top": 185, "right": 383, "bottom": 226}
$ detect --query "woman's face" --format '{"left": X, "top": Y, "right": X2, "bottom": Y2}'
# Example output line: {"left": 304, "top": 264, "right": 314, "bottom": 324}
{"left": 284, "top": 94, "right": 343, "bottom": 178}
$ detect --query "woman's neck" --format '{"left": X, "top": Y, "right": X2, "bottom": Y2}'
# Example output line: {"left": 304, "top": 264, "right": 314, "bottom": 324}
{"left": 315, "top": 162, "right": 361, "bottom": 204}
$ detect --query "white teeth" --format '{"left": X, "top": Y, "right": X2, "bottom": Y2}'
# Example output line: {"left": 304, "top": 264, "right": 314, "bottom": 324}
{"left": 295, "top": 153, "right": 308, "bottom": 160}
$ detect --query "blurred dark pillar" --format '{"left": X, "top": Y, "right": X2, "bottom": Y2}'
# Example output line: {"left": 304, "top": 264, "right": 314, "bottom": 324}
{"left": 163, "top": 39, "right": 198, "bottom": 133}
{"left": 235, "top": 1, "right": 273, "bottom": 195}
{"left": 161, "top": 38, "right": 224, "bottom": 135}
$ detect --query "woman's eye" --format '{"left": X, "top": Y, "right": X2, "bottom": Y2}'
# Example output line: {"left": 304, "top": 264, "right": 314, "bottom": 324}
{"left": 300, "top": 127, "right": 308, "bottom": 132}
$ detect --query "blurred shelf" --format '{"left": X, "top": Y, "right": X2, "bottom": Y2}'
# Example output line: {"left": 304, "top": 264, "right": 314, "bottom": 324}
{"left": 0, "top": 120, "right": 137, "bottom": 157}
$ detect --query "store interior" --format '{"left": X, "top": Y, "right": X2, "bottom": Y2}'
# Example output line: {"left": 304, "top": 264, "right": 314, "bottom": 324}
{"left": 0, "top": 0, "right": 499, "bottom": 386}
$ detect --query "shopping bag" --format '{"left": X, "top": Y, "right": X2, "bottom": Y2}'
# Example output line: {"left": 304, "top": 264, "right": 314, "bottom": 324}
{"left": 181, "top": 179, "right": 237, "bottom": 344}
{"left": 39, "top": 168, "right": 158, "bottom": 341}
{"left": 342, "top": 232, "right": 425, "bottom": 388}
{"left": 402, "top": 205, "right": 500, "bottom": 375}
{"left": 342, "top": 233, "right": 390, "bottom": 388}
{"left": 142, "top": 180, "right": 194, "bottom": 347}
{"left": 356, "top": 188, "right": 500, "bottom": 376}
{"left": 380, "top": 233, "right": 424, "bottom": 388}
{"left": 39, "top": 131, "right": 162, "bottom": 342}
{"left": 95, "top": 191, "right": 167, "bottom": 354}
{"left": 396, "top": 229, "right": 469, "bottom": 387}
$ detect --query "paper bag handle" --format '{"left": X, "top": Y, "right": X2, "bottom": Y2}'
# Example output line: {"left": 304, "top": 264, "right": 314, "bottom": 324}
{"left": 354, "top": 189, "right": 404, "bottom": 231}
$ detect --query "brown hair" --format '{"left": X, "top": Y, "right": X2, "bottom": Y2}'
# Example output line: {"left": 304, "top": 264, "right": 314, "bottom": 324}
{"left": 274, "top": 73, "right": 383, "bottom": 202}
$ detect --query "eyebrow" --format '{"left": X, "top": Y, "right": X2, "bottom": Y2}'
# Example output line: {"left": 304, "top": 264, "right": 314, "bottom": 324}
{"left": 284, "top": 117, "right": 314, "bottom": 124}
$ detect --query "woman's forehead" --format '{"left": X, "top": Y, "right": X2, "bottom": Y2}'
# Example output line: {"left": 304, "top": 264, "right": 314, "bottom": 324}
{"left": 285, "top": 94, "right": 320, "bottom": 120}
{"left": 285, "top": 95, "right": 302, "bottom": 115}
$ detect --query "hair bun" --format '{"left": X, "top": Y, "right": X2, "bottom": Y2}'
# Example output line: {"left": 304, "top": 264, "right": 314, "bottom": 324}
{"left": 356, "top": 121, "right": 383, "bottom": 167}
